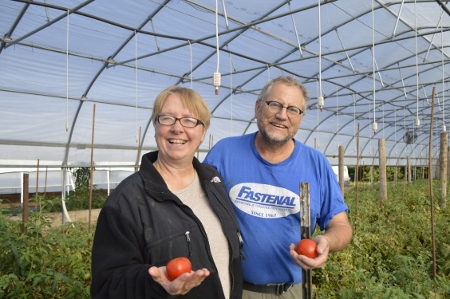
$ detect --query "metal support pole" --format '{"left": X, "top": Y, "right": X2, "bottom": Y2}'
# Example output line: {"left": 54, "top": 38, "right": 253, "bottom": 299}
{"left": 300, "top": 182, "right": 312, "bottom": 299}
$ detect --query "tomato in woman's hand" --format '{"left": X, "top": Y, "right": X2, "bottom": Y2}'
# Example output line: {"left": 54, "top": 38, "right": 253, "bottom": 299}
{"left": 295, "top": 239, "right": 317, "bottom": 258}
{"left": 166, "top": 257, "right": 192, "bottom": 281}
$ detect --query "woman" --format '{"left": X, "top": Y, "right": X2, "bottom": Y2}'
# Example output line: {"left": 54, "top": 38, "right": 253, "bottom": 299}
{"left": 91, "top": 86, "right": 243, "bottom": 299}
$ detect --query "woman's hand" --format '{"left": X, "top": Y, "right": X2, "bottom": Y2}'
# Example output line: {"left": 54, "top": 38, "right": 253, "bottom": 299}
{"left": 149, "top": 266, "right": 210, "bottom": 295}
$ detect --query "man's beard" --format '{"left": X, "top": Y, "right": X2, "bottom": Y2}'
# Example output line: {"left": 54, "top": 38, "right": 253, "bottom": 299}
{"left": 258, "top": 127, "right": 292, "bottom": 149}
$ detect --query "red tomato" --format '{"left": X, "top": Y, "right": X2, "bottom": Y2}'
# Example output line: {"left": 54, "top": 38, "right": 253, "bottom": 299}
{"left": 295, "top": 239, "right": 317, "bottom": 258}
{"left": 166, "top": 257, "right": 192, "bottom": 281}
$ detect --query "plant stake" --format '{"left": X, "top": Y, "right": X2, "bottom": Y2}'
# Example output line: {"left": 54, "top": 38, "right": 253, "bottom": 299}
{"left": 300, "top": 182, "right": 312, "bottom": 299}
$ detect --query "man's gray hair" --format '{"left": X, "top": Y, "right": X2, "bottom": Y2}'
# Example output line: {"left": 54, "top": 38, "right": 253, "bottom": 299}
{"left": 258, "top": 76, "right": 310, "bottom": 112}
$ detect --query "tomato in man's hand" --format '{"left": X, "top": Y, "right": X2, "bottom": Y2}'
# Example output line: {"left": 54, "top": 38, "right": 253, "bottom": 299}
{"left": 295, "top": 239, "right": 317, "bottom": 258}
{"left": 166, "top": 257, "right": 192, "bottom": 281}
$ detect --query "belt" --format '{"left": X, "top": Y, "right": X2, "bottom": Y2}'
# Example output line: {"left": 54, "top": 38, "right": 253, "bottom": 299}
{"left": 243, "top": 282, "right": 293, "bottom": 296}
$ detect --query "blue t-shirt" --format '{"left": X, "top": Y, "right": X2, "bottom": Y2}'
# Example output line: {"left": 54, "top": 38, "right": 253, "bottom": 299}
{"left": 203, "top": 132, "right": 348, "bottom": 285}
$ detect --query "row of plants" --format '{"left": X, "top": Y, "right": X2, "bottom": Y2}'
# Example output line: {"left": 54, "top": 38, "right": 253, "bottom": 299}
{"left": 0, "top": 200, "right": 93, "bottom": 298}
{"left": 313, "top": 180, "right": 450, "bottom": 298}
{"left": 347, "top": 165, "right": 429, "bottom": 183}
{"left": 0, "top": 179, "right": 449, "bottom": 298}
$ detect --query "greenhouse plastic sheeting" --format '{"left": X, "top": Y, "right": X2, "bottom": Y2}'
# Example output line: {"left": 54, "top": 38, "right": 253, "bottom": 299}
{"left": 1, "top": 0, "right": 449, "bottom": 192}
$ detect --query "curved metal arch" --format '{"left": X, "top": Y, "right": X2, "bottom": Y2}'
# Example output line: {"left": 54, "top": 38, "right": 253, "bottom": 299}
{"left": 1, "top": 1, "right": 448, "bottom": 171}
{"left": 303, "top": 90, "right": 376, "bottom": 143}
{"left": 168, "top": 0, "right": 321, "bottom": 117}
{"left": 5, "top": 0, "right": 94, "bottom": 50}
{"left": 114, "top": 0, "right": 327, "bottom": 75}
{"left": 108, "top": 0, "right": 175, "bottom": 156}
{"left": 5, "top": 0, "right": 96, "bottom": 168}
{"left": 309, "top": 53, "right": 449, "bottom": 160}
{"left": 361, "top": 119, "right": 445, "bottom": 167}
{"left": 0, "top": 1, "right": 30, "bottom": 55}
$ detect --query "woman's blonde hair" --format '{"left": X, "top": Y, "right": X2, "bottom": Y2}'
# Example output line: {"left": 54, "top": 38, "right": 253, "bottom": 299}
{"left": 151, "top": 86, "right": 211, "bottom": 129}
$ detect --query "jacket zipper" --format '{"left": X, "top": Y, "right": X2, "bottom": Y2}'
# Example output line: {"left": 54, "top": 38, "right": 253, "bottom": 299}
{"left": 205, "top": 179, "right": 246, "bottom": 299}
{"left": 185, "top": 231, "right": 192, "bottom": 258}
{"left": 209, "top": 185, "right": 245, "bottom": 257}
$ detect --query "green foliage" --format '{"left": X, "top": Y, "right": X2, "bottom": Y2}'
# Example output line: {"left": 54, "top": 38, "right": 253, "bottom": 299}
{"left": 1, "top": 181, "right": 449, "bottom": 298}
{"left": 0, "top": 200, "right": 93, "bottom": 298}
{"left": 40, "top": 191, "right": 106, "bottom": 213}
{"left": 71, "top": 167, "right": 92, "bottom": 194}
{"left": 44, "top": 167, "right": 106, "bottom": 213}
{"left": 313, "top": 180, "right": 450, "bottom": 298}
{"left": 348, "top": 166, "right": 427, "bottom": 183}
{"left": 0, "top": 199, "right": 22, "bottom": 216}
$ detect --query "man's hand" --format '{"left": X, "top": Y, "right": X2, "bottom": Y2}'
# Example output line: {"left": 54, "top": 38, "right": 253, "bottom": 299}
{"left": 149, "top": 266, "right": 210, "bottom": 295}
{"left": 289, "top": 211, "right": 352, "bottom": 270}
{"left": 289, "top": 235, "right": 329, "bottom": 269}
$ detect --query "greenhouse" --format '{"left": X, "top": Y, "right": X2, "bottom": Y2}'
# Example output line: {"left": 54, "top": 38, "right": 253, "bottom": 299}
{"left": 1, "top": 1, "right": 450, "bottom": 298}
{"left": 1, "top": 0, "right": 450, "bottom": 193}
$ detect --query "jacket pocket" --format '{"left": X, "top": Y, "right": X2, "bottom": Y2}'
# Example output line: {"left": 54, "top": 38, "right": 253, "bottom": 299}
{"left": 145, "top": 229, "right": 193, "bottom": 266}
{"left": 144, "top": 226, "right": 205, "bottom": 266}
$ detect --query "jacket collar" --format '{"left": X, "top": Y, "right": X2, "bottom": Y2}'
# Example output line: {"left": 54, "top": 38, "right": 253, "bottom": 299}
{"left": 139, "top": 151, "right": 216, "bottom": 199}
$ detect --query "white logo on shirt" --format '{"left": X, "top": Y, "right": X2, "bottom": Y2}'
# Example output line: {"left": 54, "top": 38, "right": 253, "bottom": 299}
{"left": 229, "top": 183, "right": 300, "bottom": 218}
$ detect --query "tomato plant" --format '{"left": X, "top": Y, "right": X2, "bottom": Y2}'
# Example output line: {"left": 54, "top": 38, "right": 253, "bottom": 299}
{"left": 166, "top": 257, "right": 192, "bottom": 281}
{"left": 295, "top": 239, "right": 317, "bottom": 258}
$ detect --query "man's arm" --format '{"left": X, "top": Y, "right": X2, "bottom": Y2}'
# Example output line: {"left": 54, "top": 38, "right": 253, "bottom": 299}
{"left": 321, "top": 211, "right": 353, "bottom": 252}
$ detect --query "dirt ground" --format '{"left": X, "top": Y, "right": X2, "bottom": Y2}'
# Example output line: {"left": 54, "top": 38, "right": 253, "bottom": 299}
{"left": 4, "top": 208, "right": 101, "bottom": 228}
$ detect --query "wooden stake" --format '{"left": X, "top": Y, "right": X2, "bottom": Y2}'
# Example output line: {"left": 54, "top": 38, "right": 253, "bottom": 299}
{"left": 379, "top": 139, "right": 387, "bottom": 202}
{"left": 355, "top": 123, "right": 360, "bottom": 230}
{"left": 338, "top": 145, "right": 344, "bottom": 196}
{"left": 44, "top": 166, "right": 48, "bottom": 199}
{"left": 22, "top": 173, "right": 29, "bottom": 234}
{"left": 428, "top": 87, "right": 437, "bottom": 279}
{"left": 89, "top": 104, "right": 96, "bottom": 233}
{"left": 439, "top": 132, "right": 448, "bottom": 208}
{"left": 35, "top": 159, "right": 40, "bottom": 201}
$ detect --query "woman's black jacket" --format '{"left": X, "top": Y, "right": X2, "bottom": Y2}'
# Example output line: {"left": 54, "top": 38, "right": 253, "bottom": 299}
{"left": 91, "top": 151, "right": 243, "bottom": 299}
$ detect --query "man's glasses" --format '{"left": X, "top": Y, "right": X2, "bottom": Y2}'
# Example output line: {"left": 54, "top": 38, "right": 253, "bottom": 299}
{"left": 156, "top": 115, "right": 204, "bottom": 128}
{"left": 264, "top": 101, "right": 303, "bottom": 118}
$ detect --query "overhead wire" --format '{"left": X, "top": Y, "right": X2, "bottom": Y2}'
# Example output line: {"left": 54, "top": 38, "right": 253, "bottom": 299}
{"left": 317, "top": 0, "right": 324, "bottom": 111}
{"left": 391, "top": 0, "right": 405, "bottom": 38}
{"left": 415, "top": 0, "right": 420, "bottom": 130}
{"left": 230, "top": 51, "right": 233, "bottom": 134}
{"left": 336, "top": 85, "right": 339, "bottom": 147}
{"left": 335, "top": 28, "right": 355, "bottom": 72}
{"left": 371, "top": 0, "right": 377, "bottom": 135}
{"left": 215, "top": 0, "right": 219, "bottom": 70}
{"left": 441, "top": 10, "right": 446, "bottom": 131}
{"left": 423, "top": 10, "right": 444, "bottom": 63}
{"left": 289, "top": 1, "right": 303, "bottom": 57}
{"left": 189, "top": 40, "right": 193, "bottom": 89}
{"left": 316, "top": 79, "right": 320, "bottom": 149}
{"left": 65, "top": 9, "right": 69, "bottom": 132}
{"left": 135, "top": 30, "right": 139, "bottom": 143}
{"left": 221, "top": 0, "right": 229, "bottom": 30}
{"left": 213, "top": 0, "right": 221, "bottom": 95}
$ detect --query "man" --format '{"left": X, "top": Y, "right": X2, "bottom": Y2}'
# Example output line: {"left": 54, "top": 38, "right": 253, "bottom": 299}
{"left": 204, "top": 76, "right": 352, "bottom": 298}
